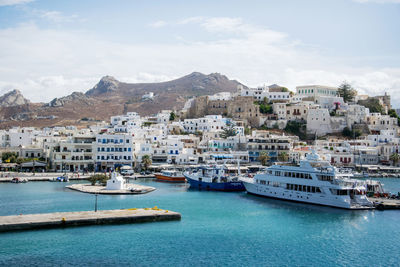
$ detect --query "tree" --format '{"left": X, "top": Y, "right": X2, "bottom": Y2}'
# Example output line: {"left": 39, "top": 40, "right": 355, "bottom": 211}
{"left": 389, "top": 153, "right": 400, "bottom": 166}
{"left": 141, "top": 155, "right": 152, "bottom": 170}
{"left": 169, "top": 112, "right": 176, "bottom": 121}
{"left": 258, "top": 151, "right": 270, "bottom": 166}
{"left": 358, "top": 98, "right": 385, "bottom": 114}
{"left": 278, "top": 152, "right": 289, "bottom": 162}
{"left": 284, "top": 121, "right": 307, "bottom": 140}
{"left": 2, "top": 152, "right": 18, "bottom": 162}
{"left": 338, "top": 82, "right": 357, "bottom": 103}
{"left": 88, "top": 174, "right": 108, "bottom": 186}
{"left": 342, "top": 127, "right": 361, "bottom": 138}
{"left": 259, "top": 103, "right": 273, "bottom": 114}
{"left": 388, "top": 109, "right": 400, "bottom": 126}
{"left": 221, "top": 126, "right": 237, "bottom": 139}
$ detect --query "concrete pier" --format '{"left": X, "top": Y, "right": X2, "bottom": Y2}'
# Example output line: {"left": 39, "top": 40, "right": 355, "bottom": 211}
{"left": 0, "top": 208, "right": 181, "bottom": 232}
{"left": 370, "top": 197, "right": 400, "bottom": 210}
{"left": 66, "top": 183, "right": 156, "bottom": 194}
{"left": 0, "top": 176, "right": 89, "bottom": 183}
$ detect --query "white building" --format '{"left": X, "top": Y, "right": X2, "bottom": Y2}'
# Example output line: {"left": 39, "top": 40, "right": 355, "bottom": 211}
{"left": 306, "top": 108, "right": 332, "bottom": 136}
{"left": 367, "top": 113, "right": 398, "bottom": 133}
{"left": 272, "top": 103, "right": 287, "bottom": 120}
{"left": 46, "top": 135, "right": 96, "bottom": 172}
{"left": 94, "top": 133, "right": 134, "bottom": 171}
{"left": 315, "top": 96, "right": 346, "bottom": 111}
{"left": 346, "top": 104, "right": 370, "bottom": 128}
{"left": 106, "top": 172, "right": 126, "bottom": 190}
{"left": 296, "top": 85, "right": 338, "bottom": 100}
{"left": 240, "top": 85, "right": 290, "bottom": 102}
{"left": 182, "top": 115, "right": 230, "bottom": 133}
{"left": 142, "top": 92, "right": 154, "bottom": 100}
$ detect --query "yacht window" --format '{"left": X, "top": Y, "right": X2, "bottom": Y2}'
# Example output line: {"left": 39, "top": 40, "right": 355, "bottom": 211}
{"left": 316, "top": 187, "right": 321, "bottom": 193}
{"left": 307, "top": 186, "right": 311, "bottom": 192}
{"left": 294, "top": 185, "right": 298, "bottom": 191}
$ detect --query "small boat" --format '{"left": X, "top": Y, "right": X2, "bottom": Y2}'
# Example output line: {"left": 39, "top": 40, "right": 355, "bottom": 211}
{"left": 155, "top": 170, "right": 186, "bottom": 183}
{"left": 184, "top": 165, "right": 245, "bottom": 191}
{"left": 11, "top": 177, "right": 28, "bottom": 183}
{"left": 49, "top": 175, "right": 69, "bottom": 182}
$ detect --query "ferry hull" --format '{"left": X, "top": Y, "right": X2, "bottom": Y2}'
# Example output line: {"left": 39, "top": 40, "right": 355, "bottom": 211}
{"left": 155, "top": 174, "right": 186, "bottom": 183}
{"left": 241, "top": 180, "right": 373, "bottom": 210}
{"left": 185, "top": 176, "right": 245, "bottom": 192}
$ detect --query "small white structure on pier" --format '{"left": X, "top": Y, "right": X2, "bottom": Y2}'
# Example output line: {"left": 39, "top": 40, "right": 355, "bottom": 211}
{"left": 106, "top": 172, "right": 126, "bottom": 190}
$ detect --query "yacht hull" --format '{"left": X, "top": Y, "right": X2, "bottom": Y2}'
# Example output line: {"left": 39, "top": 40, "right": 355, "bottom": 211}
{"left": 185, "top": 175, "right": 245, "bottom": 191}
{"left": 242, "top": 180, "right": 373, "bottom": 210}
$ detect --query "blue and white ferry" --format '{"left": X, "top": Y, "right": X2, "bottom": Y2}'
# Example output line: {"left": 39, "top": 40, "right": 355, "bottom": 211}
{"left": 240, "top": 152, "right": 376, "bottom": 209}
{"left": 184, "top": 165, "right": 245, "bottom": 191}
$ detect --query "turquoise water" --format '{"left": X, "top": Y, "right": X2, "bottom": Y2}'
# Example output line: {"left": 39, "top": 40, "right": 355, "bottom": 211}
{"left": 0, "top": 178, "right": 400, "bottom": 266}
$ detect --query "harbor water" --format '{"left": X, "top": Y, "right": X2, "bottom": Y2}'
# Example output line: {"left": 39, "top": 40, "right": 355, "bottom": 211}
{"left": 0, "top": 178, "right": 400, "bottom": 266}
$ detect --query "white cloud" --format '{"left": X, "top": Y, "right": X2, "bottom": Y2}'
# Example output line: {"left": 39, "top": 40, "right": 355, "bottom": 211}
{"left": 0, "top": 0, "right": 33, "bottom": 6}
{"left": 178, "top": 16, "right": 204, "bottom": 25}
{"left": 0, "top": 19, "right": 399, "bottom": 107}
{"left": 37, "top": 10, "right": 79, "bottom": 23}
{"left": 149, "top": 20, "right": 167, "bottom": 28}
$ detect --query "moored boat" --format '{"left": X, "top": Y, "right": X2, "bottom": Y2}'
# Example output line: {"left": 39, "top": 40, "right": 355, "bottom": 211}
{"left": 240, "top": 151, "right": 376, "bottom": 209}
{"left": 155, "top": 170, "right": 186, "bottom": 183}
{"left": 11, "top": 177, "right": 28, "bottom": 183}
{"left": 184, "top": 165, "right": 245, "bottom": 191}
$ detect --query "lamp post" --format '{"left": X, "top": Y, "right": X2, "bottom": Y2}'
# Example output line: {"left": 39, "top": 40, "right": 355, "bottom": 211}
{"left": 94, "top": 193, "right": 98, "bottom": 212}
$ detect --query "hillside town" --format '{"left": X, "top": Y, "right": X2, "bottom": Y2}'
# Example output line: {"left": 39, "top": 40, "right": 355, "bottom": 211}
{"left": 1, "top": 83, "right": 399, "bottom": 176}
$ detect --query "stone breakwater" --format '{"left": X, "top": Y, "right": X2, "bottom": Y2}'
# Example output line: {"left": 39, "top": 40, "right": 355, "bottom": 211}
{"left": 66, "top": 183, "right": 156, "bottom": 194}
{"left": 0, "top": 208, "right": 181, "bottom": 232}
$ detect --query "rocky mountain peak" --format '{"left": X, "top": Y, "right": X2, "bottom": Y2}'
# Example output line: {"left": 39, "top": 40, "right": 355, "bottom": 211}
{"left": 85, "top": 75, "right": 120, "bottom": 96}
{"left": 48, "top": 92, "right": 89, "bottom": 107}
{"left": 0, "top": 89, "right": 30, "bottom": 107}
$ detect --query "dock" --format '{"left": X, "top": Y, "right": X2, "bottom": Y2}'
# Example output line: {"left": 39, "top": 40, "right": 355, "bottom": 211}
{"left": 369, "top": 197, "right": 400, "bottom": 210}
{"left": 0, "top": 175, "right": 89, "bottom": 183}
{"left": 0, "top": 208, "right": 181, "bottom": 232}
{"left": 66, "top": 183, "right": 156, "bottom": 194}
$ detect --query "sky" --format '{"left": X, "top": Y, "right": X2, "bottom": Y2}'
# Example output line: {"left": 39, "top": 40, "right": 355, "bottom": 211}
{"left": 0, "top": 0, "right": 399, "bottom": 107}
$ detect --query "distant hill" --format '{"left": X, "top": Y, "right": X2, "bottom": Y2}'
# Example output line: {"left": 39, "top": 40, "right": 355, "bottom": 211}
{"left": 0, "top": 72, "right": 247, "bottom": 128}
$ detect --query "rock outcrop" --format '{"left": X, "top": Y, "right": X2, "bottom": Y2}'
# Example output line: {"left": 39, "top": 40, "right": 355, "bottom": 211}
{"left": 0, "top": 89, "right": 30, "bottom": 107}
{"left": 85, "top": 76, "right": 120, "bottom": 96}
{"left": 48, "top": 92, "right": 90, "bottom": 107}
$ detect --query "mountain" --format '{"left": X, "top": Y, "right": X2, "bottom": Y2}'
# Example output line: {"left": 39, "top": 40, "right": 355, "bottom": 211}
{"left": 85, "top": 76, "right": 120, "bottom": 97}
{"left": 0, "top": 72, "right": 247, "bottom": 128}
{"left": 0, "top": 89, "right": 30, "bottom": 107}
{"left": 86, "top": 72, "right": 244, "bottom": 98}
{"left": 48, "top": 92, "right": 92, "bottom": 107}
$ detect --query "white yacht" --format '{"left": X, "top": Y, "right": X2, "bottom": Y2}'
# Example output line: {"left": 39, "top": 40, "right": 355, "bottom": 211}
{"left": 240, "top": 152, "right": 375, "bottom": 209}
